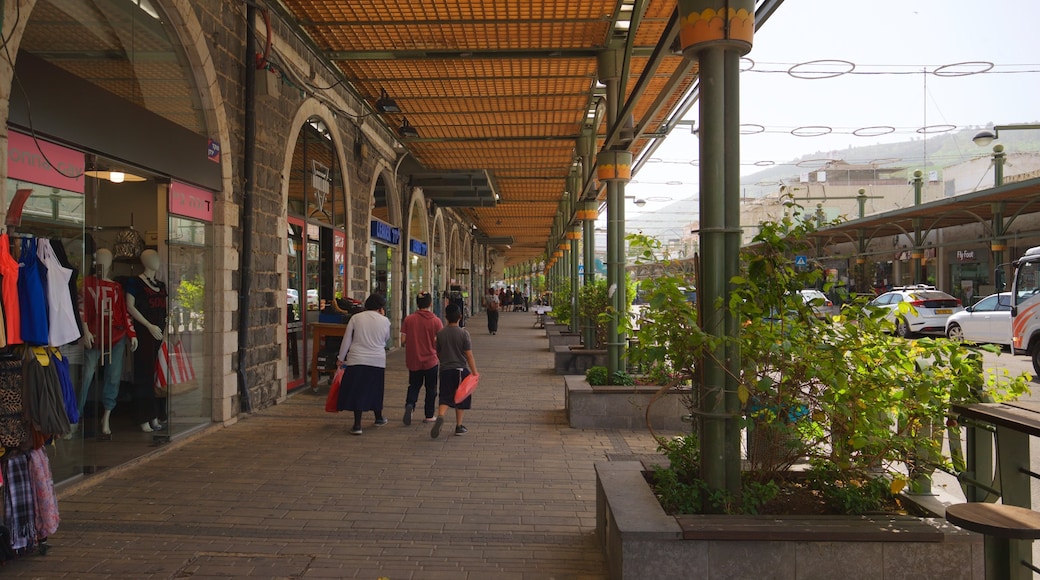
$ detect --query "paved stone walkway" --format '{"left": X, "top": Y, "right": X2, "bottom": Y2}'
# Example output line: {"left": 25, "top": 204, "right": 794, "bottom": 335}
{"left": 7, "top": 310, "right": 663, "bottom": 579}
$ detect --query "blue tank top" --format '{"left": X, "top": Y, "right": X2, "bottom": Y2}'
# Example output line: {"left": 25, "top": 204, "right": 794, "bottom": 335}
{"left": 18, "top": 238, "right": 49, "bottom": 346}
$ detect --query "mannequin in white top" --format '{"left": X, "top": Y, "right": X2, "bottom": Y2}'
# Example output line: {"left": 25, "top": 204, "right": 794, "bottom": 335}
{"left": 125, "top": 250, "right": 169, "bottom": 433}
{"left": 76, "top": 248, "right": 139, "bottom": 437}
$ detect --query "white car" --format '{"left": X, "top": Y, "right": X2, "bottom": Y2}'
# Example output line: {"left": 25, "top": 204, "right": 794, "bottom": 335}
{"left": 797, "top": 289, "right": 839, "bottom": 319}
{"left": 287, "top": 288, "right": 299, "bottom": 305}
{"left": 945, "top": 292, "right": 1012, "bottom": 346}
{"left": 306, "top": 289, "right": 319, "bottom": 309}
{"left": 868, "top": 285, "right": 963, "bottom": 338}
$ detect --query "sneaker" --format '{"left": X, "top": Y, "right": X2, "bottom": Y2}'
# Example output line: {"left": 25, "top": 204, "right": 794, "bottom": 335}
{"left": 374, "top": 418, "right": 389, "bottom": 426}
{"left": 455, "top": 425, "right": 468, "bottom": 436}
{"left": 431, "top": 416, "right": 444, "bottom": 439}
{"left": 403, "top": 404, "right": 414, "bottom": 426}
{"left": 350, "top": 426, "right": 363, "bottom": 435}
{"left": 423, "top": 417, "right": 437, "bottom": 424}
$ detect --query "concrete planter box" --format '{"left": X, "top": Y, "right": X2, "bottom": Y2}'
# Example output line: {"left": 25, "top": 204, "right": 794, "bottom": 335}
{"left": 553, "top": 345, "right": 607, "bottom": 375}
{"left": 596, "top": 461, "right": 983, "bottom": 580}
{"left": 544, "top": 322, "right": 570, "bottom": 336}
{"left": 548, "top": 331, "right": 583, "bottom": 351}
{"left": 564, "top": 376, "right": 687, "bottom": 430}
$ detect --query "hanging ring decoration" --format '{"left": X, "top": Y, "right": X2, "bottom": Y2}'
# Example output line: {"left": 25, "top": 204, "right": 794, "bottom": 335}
{"left": 740, "top": 123, "right": 766, "bottom": 135}
{"left": 852, "top": 126, "right": 896, "bottom": 137}
{"left": 739, "top": 57, "right": 756, "bottom": 72}
{"left": 753, "top": 160, "right": 776, "bottom": 167}
{"left": 791, "top": 125, "right": 833, "bottom": 137}
{"left": 916, "top": 124, "right": 957, "bottom": 134}
{"left": 932, "top": 61, "right": 994, "bottom": 77}
{"left": 788, "top": 59, "right": 856, "bottom": 80}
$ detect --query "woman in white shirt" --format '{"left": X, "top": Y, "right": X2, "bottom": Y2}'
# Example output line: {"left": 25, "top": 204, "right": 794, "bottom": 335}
{"left": 336, "top": 294, "right": 391, "bottom": 435}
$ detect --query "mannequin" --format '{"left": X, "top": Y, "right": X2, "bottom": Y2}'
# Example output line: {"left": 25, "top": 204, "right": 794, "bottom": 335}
{"left": 125, "top": 249, "right": 168, "bottom": 433}
{"left": 76, "top": 249, "right": 139, "bottom": 437}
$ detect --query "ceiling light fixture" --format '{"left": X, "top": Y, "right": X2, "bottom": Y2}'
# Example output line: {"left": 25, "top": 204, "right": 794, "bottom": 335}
{"left": 376, "top": 88, "right": 401, "bottom": 113}
{"left": 398, "top": 118, "right": 419, "bottom": 138}
{"left": 84, "top": 170, "right": 147, "bottom": 183}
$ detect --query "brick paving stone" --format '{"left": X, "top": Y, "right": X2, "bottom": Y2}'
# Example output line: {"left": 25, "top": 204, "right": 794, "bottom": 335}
{"left": 5, "top": 312, "right": 664, "bottom": 578}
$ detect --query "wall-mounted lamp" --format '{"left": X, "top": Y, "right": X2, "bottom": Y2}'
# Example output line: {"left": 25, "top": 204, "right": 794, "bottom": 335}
{"left": 376, "top": 88, "right": 401, "bottom": 114}
{"left": 398, "top": 118, "right": 419, "bottom": 138}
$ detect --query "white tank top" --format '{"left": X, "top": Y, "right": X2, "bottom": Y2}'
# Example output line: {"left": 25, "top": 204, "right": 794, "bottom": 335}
{"left": 38, "top": 239, "right": 82, "bottom": 346}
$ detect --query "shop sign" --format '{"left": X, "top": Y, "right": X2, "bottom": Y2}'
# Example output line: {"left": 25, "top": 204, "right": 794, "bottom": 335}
{"left": 409, "top": 239, "right": 428, "bottom": 256}
{"left": 956, "top": 250, "right": 977, "bottom": 262}
{"left": 7, "top": 131, "right": 84, "bottom": 193}
{"left": 207, "top": 138, "right": 221, "bottom": 163}
{"left": 169, "top": 181, "right": 214, "bottom": 222}
{"left": 370, "top": 220, "right": 400, "bottom": 245}
{"left": 455, "top": 268, "right": 470, "bottom": 275}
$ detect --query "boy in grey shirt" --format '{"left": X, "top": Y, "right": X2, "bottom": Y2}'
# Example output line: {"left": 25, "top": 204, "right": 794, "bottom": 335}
{"left": 432, "top": 303, "right": 479, "bottom": 438}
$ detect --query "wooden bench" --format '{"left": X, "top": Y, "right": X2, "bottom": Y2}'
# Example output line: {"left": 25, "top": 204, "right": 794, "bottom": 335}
{"left": 946, "top": 502, "right": 1040, "bottom": 580}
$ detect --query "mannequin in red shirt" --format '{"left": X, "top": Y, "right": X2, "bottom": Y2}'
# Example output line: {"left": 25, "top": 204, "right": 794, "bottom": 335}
{"left": 76, "top": 248, "right": 138, "bottom": 437}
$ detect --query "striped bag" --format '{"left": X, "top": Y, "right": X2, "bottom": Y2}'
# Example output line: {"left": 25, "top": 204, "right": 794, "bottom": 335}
{"left": 154, "top": 339, "right": 196, "bottom": 396}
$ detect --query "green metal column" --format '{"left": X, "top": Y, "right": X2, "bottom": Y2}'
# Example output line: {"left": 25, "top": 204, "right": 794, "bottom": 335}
{"left": 722, "top": 48, "right": 743, "bottom": 494}
{"left": 992, "top": 145, "right": 1007, "bottom": 290}
{"left": 570, "top": 230, "right": 581, "bottom": 334}
{"left": 679, "top": 0, "right": 755, "bottom": 501}
{"left": 583, "top": 202, "right": 598, "bottom": 348}
{"left": 696, "top": 44, "right": 729, "bottom": 496}
{"left": 599, "top": 48, "right": 626, "bottom": 377}
{"left": 912, "top": 170, "right": 923, "bottom": 284}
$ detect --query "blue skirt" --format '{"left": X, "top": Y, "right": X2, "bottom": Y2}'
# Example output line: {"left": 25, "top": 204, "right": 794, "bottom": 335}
{"left": 336, "top": 364, "right": 385, "bottom": 412}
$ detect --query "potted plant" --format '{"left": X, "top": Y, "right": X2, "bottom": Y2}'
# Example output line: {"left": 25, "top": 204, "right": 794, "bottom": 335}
{"left": 597, "top": 207, "right": 1031, "bottom": 579}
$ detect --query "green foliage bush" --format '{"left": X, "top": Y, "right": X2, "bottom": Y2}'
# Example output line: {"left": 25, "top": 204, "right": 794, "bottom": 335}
{"left": 585, "top": 366, "right": 608, "bottom": 386}
{"left": 635, "top": 203, "right": 1032, "bottom": 514}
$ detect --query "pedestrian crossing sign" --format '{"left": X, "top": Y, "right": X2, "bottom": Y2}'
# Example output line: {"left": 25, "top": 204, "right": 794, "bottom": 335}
{"left": 795, "top": 255, "right": 808, "bottom": 267}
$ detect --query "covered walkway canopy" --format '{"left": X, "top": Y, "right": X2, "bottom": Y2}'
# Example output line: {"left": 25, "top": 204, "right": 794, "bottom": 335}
{"left": 811, "top": 176, "right": 1040, "bottom": 249}
{"left": 275, "top": 0, "right": 785, "bottom": 265}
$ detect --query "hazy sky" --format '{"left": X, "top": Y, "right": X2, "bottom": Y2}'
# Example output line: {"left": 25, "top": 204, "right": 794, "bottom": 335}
{"left": 624, "top": 0, "right": 1040, "bottom": 227}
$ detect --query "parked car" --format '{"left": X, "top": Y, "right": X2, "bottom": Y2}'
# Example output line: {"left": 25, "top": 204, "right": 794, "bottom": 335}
{"left": 945, "top": 292, "right": 1012, "bottom": 346}
{"left": 287, "top": 288, "right": 299, "bottom": 305}
{"left": 867, "top": 285, "right": 963, "bottom": 338}
{"left": 306, "top": 289, "right": 319, "bottom": 310}
{"left": 797, "top": 289, "right": 839, "bottom": 319}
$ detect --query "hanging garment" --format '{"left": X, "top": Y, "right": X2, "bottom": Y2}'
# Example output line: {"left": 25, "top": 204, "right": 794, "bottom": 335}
{"left": 37, "top": 239, "right": 80, "bottom": 347}
{"left": 0, "top": 234, "right": 19, "bottom": 345}
{"left": 2, "top": 454, "right": 37, "bottom": 551}
{"left": 28, "top": 448, "right": 59, "bottom": 538}
{"left": 0, "top": 356, "right": 27, "bottom": 449}
{"left": 49, "top": 240, "right": 83, "bottom": 336}
{"left": 17, "top": 238, "right": 49, "bottom": 346}
{"left": 50, "top": 349, "right": 78, "bottom": 425}
{"left": 21, "top": 347, "right": 70, "bottom": 438}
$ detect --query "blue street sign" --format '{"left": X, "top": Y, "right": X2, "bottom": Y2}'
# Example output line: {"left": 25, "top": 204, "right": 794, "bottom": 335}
{"left": 578, "top": 264, "right": 585, "bottom": 274}
{"left": 794, "top": 255, "right": 808, "bottom": 267}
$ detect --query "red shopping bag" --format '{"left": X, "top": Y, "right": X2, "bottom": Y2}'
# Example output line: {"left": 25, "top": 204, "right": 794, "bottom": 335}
{"left": 325, "top": 368, "right": 345, "bottom": 413}
{"left": 155, "top": 340, "right": 196, "bottom": 395}
{"left": 454, "top": 373, "right": 479, "bottom": 404}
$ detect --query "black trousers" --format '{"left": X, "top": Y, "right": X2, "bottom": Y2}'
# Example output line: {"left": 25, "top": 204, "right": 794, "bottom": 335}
{"left": 487, "top": 310, "right": 499, "bottom": 333}
{"left": 406, "top": 365, "right": 439, "bottom": 419}
{"left": 133, "top": 331, "right": 167, "bottom": 424}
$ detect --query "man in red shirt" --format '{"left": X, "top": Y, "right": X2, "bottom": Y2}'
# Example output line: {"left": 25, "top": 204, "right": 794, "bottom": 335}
{"left": 400, "top": 291, "right": 443, "bottom": 425}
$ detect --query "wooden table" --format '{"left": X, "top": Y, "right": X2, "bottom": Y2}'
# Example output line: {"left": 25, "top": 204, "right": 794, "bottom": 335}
{"left": 310, "top": 322, "right": 347, "bottom": 388}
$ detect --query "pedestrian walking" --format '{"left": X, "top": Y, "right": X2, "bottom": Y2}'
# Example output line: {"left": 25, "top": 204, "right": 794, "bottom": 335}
{"left": 336, "top": 294, "right": 391, "bottom": 435}
{"left": 431, "top": 303, "right": 479, "bottom": 438}
{"left": 484, "top": 287, "right": 500, "bottom": 335}
{"left": 502, "top": 287, "right": 513, "bottom": 312}
{"left": 401, "top": 291, "right": 442, "bottom": 425}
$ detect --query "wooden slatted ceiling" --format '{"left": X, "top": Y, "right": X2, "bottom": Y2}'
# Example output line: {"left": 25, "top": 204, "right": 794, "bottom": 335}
{"left": 283, "top": 0, "right": 694, "bottom": 263}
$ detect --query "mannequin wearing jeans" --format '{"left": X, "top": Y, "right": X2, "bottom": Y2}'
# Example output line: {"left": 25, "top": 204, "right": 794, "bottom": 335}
{"left": 75, "top": 249, "right": 138, "bottom": 436}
